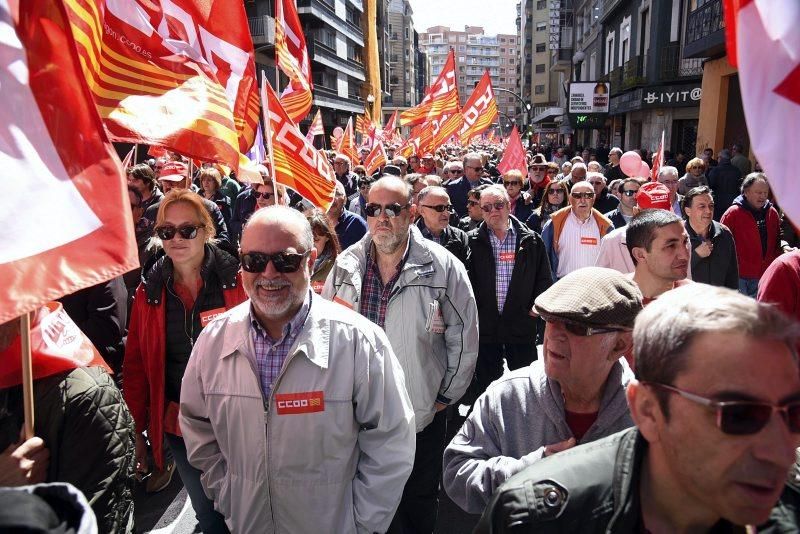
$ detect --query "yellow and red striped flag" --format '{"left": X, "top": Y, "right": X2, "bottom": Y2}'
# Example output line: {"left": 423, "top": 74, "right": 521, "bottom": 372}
{"left": 399, "top": 50, "right": 459, "bottom": 126}
{"left": 459, "top": 71, "right": 499, "bottom": 145}
{"left": 64, "top": 0, "right": 260, "bottom": 173}
{"left": 363, "top": 143, "right": 388, "bottom": 175}
{"left": 276, "top": 0, "right": 313, "bottom": 123}
{"left": 431, "top": 112, "right": 465, "bottom": 152}
{"left": 356, "top": 113, "right": 371, "bottom": 137}
{"left": 336, "top": 117, "right": 359, "bottom": 164}
{"left": 307, "top": 109, "right": 324, "bottom": 137}
{"left": 262, "top": 78, "right": 336, "bottom": 210}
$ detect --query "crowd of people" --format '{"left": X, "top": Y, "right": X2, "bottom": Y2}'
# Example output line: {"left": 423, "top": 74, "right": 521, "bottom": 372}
{"left": 2, "top": 138, "right": 800, "bottom": 534}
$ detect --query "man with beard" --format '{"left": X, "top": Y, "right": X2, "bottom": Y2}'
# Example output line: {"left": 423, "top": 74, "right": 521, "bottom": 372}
{"left": 323, "top": 176, "right": 479, "bottom": 533}
{"left": 179, "top": 206, "right": 415, "bottom": 533}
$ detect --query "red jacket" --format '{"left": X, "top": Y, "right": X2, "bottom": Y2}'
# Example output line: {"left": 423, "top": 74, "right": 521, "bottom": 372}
{"left": 720, "top": 200, "right": 780, "bottom": 279}
{"left": 124, "top": 259, "right": 247, "bottom": 469}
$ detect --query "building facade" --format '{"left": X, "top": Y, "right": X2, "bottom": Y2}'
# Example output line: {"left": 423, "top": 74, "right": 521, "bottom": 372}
{"left": 384, "top": 0, "right": 419, "bottom": 121}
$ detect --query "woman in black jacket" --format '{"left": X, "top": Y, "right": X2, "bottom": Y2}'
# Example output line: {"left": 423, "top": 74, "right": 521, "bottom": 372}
{"left": 682, "top": 186, "right": 739, "bottom": 289}
{"left": 525, "top": 180, "right": 568, "bottom": 233}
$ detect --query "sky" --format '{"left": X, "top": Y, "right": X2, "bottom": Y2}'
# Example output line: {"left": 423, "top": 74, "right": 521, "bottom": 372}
{"left": 408, "top": 0, "right": 518, "bottom": 36}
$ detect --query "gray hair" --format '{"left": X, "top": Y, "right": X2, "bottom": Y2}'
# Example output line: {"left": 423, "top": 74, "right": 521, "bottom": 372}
{"left": 741, "top": 172, "right": 768, "bottom": 193}
{"left": 571, "top": 162, "right": 587, "bottom": 173}
{"left": 480, "top": 184, "right": 510, "bottom": 204}
{"left": 610, "top": 147, "right": 623, "bottom": 157}
{"left": 587, "top": 161, "right": 603, "bottom": 172}
{"left": 634, "top": 284, "right": 800, "bottom": 417}
{"left": 464, "top": 152, "right": 482, "bottom": 167}
{"left": 587, "top": 171, "right": 606, "bottom": 183}
{"left": 416, "top": 185, "right": 449, "bottom": 204}
{"left": 244, "top": 205, "right": 314, "bottom": 253}
{"left": 657, "top": 166, "right": 679, "bottom": 181}
{"left": 334, "top": 153, "right": 351, "bottom": 166}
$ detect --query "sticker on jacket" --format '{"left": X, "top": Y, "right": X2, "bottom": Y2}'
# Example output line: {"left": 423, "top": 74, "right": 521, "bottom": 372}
{"left": 425, "top": 301, "right": 446, "bottom": 334}
{"left": 200, "top": 307, "right": 227, "bottom": 327}
{"left": 275, "top": 391, "right": 325, "bottom": 415}
{"left": 580, "top": 237, "right": 598, "bottom": 246}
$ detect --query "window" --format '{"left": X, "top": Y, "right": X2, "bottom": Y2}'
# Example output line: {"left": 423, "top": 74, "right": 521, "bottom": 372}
{"left": 537, "top": 0, "right": 546, "bottom": 9}
{"left": 509, "top": 58, "right": 515, "bottom": 64}
{"left": 500, "top": 48, "right": 506, "bottom": 53}
{"left": 458, "top": 56, "right": 466, "bottom": 62}
{"left": 535, "top": 63, "right": 545, "bottom": 73}
{"left": 500, "top": 38, "right": 506, "bottom": 43}
{"left": 500, "top": 67, "right": 506, "bottom": 74}
{"left": 509, "top": 38, "right": 515, "bottom": 45}
{"left": 536, "top": 22, "right": 547, "bottom": 32}
{"left": 535, "top": 84, "right": 545, "bottom": 94}
{"left": 536, "top": 42, "right": 546, "bottom": 53}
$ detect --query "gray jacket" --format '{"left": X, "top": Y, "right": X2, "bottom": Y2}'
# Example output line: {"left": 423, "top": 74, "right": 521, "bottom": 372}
{"left": 322, "top": 225, "right": 479, "bottom": 432}
{"left": 443, "top": 358, "right": 634, "bottom": 514}
{"left": 180, "top": 294, "right": 416, "bottom": 534}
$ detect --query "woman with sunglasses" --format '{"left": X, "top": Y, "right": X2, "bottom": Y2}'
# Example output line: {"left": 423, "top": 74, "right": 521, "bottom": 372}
{"left": 125, "top": 190, "right": 246, "bottom": 533}
{"left": 525, "top": 180, "right": 569, "bottom": 233}
{"left": 308, "top": 210, "right": 341, "bottom": 294}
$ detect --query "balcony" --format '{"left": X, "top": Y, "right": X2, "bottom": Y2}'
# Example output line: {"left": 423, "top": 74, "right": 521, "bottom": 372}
{"left": 660, "top": 43, "right": 704, "bottom": 81}
{"left": 684, "top": 0, "right": 725, "bottom": 59}
{"left": 297, "top": 0, "right": 364, "bottom": 46}
{"left": 313, "top": 84, "right": 365, "bottom": 113}
{"left": 248, "top": 16, "right": 276, "bottom": 46}
{"left": 601, "top": 55, "right": 645, "bottom": 95}
{"left": 307, "top": 40, "right": 366, "bottom": 81}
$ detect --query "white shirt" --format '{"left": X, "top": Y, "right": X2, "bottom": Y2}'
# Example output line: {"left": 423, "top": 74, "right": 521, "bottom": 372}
{"left": 556, "top": 211, "right": 602, "bottom": 278}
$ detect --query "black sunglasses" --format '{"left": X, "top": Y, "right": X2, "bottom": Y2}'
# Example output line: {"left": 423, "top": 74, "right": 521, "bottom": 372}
{"left": 240, "top": 251, "right": 308, "bottom": 274}
{"left": 421, "top": 204, "right": 454, "bottom": 213}
{"left": 155, "top": 224, "right": 201, "bottom": 240}
{"left": 480, "top": 201, "right": 507, "bottom": 213}
{"left": 449, "top": 169, "right": 463, "bottom": 174}
{"left": 503, "top": 181, "right": 522, "bottom": 187}
{"left": 364, "top": 203, "right": 410, "bottom": 218}
{"left": 548, "top": 189, "right": 565, "bottom": 195}
{"left": 253, "top": 191, "right": 274, "bottom": 200}
{"left": 622, "top": 189, "right": 638, "bottom": 197}
{"left": 545, "top": 318, "right": 627, "bottom": 337}
{"left": 643, "top": 382, "right": 800, "bottom": 435}
{"left": 571, "top": 192, "right": 595, "bottom": 200}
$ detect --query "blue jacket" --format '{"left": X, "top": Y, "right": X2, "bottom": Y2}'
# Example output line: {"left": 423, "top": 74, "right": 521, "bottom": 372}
{"left": 336, "top": 209, "right": 368, "bottom": 251}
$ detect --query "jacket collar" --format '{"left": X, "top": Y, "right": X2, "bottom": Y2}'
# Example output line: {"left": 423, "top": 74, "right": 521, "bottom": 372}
{"left": 474, "top": 214, "right": 531, "bottom": 244}
{"left": 337, "top": 225, "right": 435, "bottom": 282}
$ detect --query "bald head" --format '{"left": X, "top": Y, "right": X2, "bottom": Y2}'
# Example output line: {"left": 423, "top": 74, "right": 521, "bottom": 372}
{"left": 368, "top": 175, "right": 412, "bottom": 204}
{"left": 243, "top": 205, "right": 314, "bottom": 254}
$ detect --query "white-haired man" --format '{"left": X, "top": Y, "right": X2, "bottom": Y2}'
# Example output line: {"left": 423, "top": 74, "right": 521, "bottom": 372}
{"left": 334, "top": 153, "right": 360, "bottom": 197}
{"left": 658, "top": 165, "right": 683, "bottom": 216}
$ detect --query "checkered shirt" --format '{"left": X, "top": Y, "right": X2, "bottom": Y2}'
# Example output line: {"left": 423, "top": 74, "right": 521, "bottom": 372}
{"left": 420, "top": 224, "right": 444, "bottom": 245}
{"left": 250, "top": 291, "right": 311, "bottom": 400}
{"left": 488, "top": 222, "right": 516, "bottom": 313}
{"left": 360, "top": 244, "right": 407, "bottom": 329}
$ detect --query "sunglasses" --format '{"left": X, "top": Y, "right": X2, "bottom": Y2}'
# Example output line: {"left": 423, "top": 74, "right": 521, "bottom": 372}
{"left": 480, "top": 201, "right": 507, "bottom": 213}
{"left": 241, "top": 251, "right": 308, "bottom": 274}
{"left": 467, "top": 200, "right": 480, "bottom": 207}
{"left": 503, "top": 181, "right": 522, "bottom": 187}
{"left": 421, "top": 204, "right": 454, "bottom": 213}
{"left": 548, "top": 189, "right": 565, "bottom": 195}
{"left": 545, "top": 318, "right": 627, "bottom": 337}
{"left": 571, "top": 192, "right": 595, "bottom": 200}
{"left": 449, "top": 169, "right": 464, "bottom": 174}
{"left": 547, "top": 169, "right": 558, "bottom": 174}
{"left": 622, "top": 189, "right": 638, "bottom": 197}
{"left": 253, "top": 191, "right": 275, "bottom": 200}
{"left": 364, "top": 202, "right": 410, "bottom": 218}
{"left": 155, "top": 224, "right": 201, "bottom": 240}
{"left": 643, "top": 382, "right": 800, "bottom": 435}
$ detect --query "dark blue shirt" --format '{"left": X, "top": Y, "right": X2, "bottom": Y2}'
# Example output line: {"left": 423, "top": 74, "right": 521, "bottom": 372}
{"left": 446, "top": 176, "right": 493, "bottom": 218}
{"left": 336, "top": 209, "right": 368, "bottom": 251}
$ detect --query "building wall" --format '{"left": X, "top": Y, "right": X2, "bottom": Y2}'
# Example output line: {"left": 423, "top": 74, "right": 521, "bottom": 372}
{"left": 696, "top": 55, "right": 738, "bottom": 154}
{"left": 387, "top": 0, "right": 417, "bottom": 108}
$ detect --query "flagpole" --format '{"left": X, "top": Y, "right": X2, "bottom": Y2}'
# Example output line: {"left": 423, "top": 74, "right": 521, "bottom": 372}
{"left": 20, "top": 313, "right": 34, "bottom": 440}
{"left": 133, "top": 143, "right": 139, "bottom": 164}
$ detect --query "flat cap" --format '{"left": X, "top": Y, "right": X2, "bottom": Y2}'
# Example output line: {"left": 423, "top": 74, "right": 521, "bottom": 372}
{"left": 534, "top": 267, "right": 643, "bottom": 328}
{"left": 381, "top": 164, "right": 402, "bottom": 176}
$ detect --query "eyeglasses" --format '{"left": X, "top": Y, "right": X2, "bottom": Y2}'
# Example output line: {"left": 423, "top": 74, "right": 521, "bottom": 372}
{"left": 421, "top": 204, "right": 454, "bottom": 213}
{"left": 480, "top": 201, "right": 507, "bottom": 213}
{"left": 642, "top": 382, "right": 800, "bottom": 435}
{"left": 571, "top": 192, "right": 595, "bottom": 200}
{"left": 547, "top": 169, "right": 558, "bottom": 174}
{"left": 253, "top": 191, "right": 274, "bottom": 200}
{"left": 241, "top": 251, "right": 309, "bottom": 274}
{"left": 588, "top": 181, "right": 604, "bottom": 186}
{"left": 449, "top": 169, "right": 464, "bottom": 174}
{"left": 622, "top": 189, "right": 639, "bottom": 197}
{"left": 364, "top": 202, "right": 410, "bottom": 218}
{"left": 545, "top": 318, "right": 628, "bottom": 337}
{"left": 155, "top": 224, "right": 201, "bottom": 240}
{"left": 503, "top": 181, "right": 522, "bottom": 187}
{"left": 548, "top": 189, "right": 565, "bottom": 195}
{"left": 467, "top": 199, "right": 480, "bottom": 207}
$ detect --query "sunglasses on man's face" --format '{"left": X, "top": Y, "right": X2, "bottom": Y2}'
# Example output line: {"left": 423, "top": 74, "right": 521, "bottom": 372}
{"left": 467, "top": 200, "right": 480, "bottom": 207}
{"left": 643, "top": 382, "right": 800, "bottom": 435}
{"left": 449, "top": 169, "right": 464, "bottom": 174}
{"left": 241, "top": 251, "right": 308, "bottom": 274}
{"left": 622, "top": 189, "right": 639, "bottom": 197}
{"left": 364, "top": 202, "right": 410, "bottom": 218}
{"left": 480, "top": 201, "right": 507, "bottom": 213}
{"left": 421, "top": 204, "right": 454, "bottom": 213}
{"left": 571, "top": 192, "right": 595, "bottom": 200}
{"left": 155, "top": 224, "right": 201, "bottom": 241}
{"left": 253, "top": 191, "right": 274, "bottom": 200}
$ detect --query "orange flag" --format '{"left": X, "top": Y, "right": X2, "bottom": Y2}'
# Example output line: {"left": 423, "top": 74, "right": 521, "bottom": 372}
{"left": 336, "top": 118, "right": 359, "bottom": 164}
{"left": 460, "top": 71, "right": 499, "bottom": 145}
{"left": 276, "top": 0, "right": 313, "bottom": 122}
{"left": 363, "top": 143, "right": 388, "bottom": 175}
{"left": 431, "top": 112, "right": 465, "bottom": 152}
{"left": 399, "top": 50, "right": 459, "bottom": 126}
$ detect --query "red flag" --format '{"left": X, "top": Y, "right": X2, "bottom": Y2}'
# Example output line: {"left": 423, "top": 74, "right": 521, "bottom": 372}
{"left": 496, "top": 126, "right": 528, "bottom": 178}
{"left": 399, "top": 50, "right": 459, "bottom": 126}
{"left": 650, "top": 130, "right": 665, "bottom": 182}
{"left": 1, "top": 0, "right": 138, "bottom": 324}
{"left": 65, "top": 0, "right": 260, "bottom": 172}
{"left": 431, "top": 112, "right": 465, "bottom": 152}
{"left": 0, "top": 303, "right": 112, "bottom": 388}
{"left": 460, "top": 71, "right": 500, "bottom": 145}
{"left": 363, "top": 143, "right": 388, "bottom": 175}
{"left": 276, "top": 0, "right": 313, "bottom": 122}
{"left": 336, "top": 118, "right": 359, "bottom": 164}
{"left": 307, "top": 109, "right": 324, "bottom": 137}
{"left": 383, "top": 110, "right": 398, "bottom": 139}
{"left": 724, "top": 0, "right": 800, "bottom": 224}
{"left": 262, "top": 78, "right": 336, "bottom": 210}
{"left": 121, "top": 146, "right": 136, "bottom": 170}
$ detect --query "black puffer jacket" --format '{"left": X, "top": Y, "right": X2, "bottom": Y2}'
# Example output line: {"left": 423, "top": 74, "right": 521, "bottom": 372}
{"left": 0, "top": 366, "right": 136, "bottom": 533}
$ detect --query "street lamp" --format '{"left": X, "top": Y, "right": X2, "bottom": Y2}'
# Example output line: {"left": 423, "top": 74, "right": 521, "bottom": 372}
{"left": 572, "top": 50, "right": 586, "bottom": 82}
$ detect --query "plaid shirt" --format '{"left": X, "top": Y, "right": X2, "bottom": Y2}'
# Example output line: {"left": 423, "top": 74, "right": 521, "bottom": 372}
{"left": 250, "top": 290, "right": 311, "bottom": 401}
{"left": 488, "top": 222, "right": 516, "bottom": 313}
{"left": 420, "top": 224, "right": 444, "bottom": 245}
{"left": 360, "top": 243, "right": 408, "bottom": 329}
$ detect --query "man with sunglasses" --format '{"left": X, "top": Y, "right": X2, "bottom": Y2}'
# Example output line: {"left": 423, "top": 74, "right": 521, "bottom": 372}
{"left": 459, "top": 185, "right": 490, "bottom": 232}
{"left": 604, "top": 177, "right": 643, "bottom": 229}
{"left": 414, "top": 186, "right": 470, "bottom": 265}
{"left": 446, "top": 153, "right": 493, "bottom": 218}
{"left": 541, "top": 180, "right": 614, "bottom": 280}
{"left": 478, "top": 284, "right": 800, "bottom": 533}
{"left": 325, "top": 181, "right": 367, "bottom": 251}
{"left": 323, "top": 176, "right": 479, "bottom": 534}
{"left": 180, "top": 206, "right": 416, "bottom": 534}
{"left": 445, "top": 267, "right": 640, "bottom": 514}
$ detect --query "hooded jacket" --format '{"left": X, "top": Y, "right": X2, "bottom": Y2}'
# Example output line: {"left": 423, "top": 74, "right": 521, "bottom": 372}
{"left": 721, "top": 196, "right": 781, "bottom": 279}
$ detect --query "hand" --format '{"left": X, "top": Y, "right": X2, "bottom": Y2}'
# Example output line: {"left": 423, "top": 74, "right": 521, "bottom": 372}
{"left": 0, "top": 436, "right": 50, "bottom": 486}
{"left": 135, "top": 434, "right": 149, "bottom": 477}
{"left": 434, "top": 402, "right": 448, "bottom": 412}
{"left": 544, "top": 437, "right": 576, "bottom": 457}
{"left": 695, "top": 241, "right": 713, "bottom": 258}
{"left": 522, "top": 191, "right": 534, "bottom": 205}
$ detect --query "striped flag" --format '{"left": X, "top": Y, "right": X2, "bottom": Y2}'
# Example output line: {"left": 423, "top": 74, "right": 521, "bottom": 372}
{"left": 356, "top": 113, "right": 371, "bottom": 137}
{"left": 363, "top": 143, "right": 388, "bottom": 175}
{"left": 64, "top": 0, "right": 260, "bottom": 173}
{"left": 431, "top": 112, "right": 465, "bottom": 152}
{"left": 650, "top": 130, "right": 664, "bottom": 182}
{"left": 399, "top": 50, "right": 459, "bottom": 126}
{"left": 336, "top": 118, "right": 359, "bottom": 164}
{"left": 276, "top": 0, "right": 313, "bottom": 123}
{"left": 460, "top": 71, "right": 499, "bottom": 145}
{"left": 383, "top": 110, "right": 398, "bottom": 139}
{"left": 246, "top": 122, "right": 267, "bottom": 164}
{"left": 307, "top": 109, "right": 324, "bottom": 137}
{"left": 262, "top": 78, "right": 336, "bottom": 210}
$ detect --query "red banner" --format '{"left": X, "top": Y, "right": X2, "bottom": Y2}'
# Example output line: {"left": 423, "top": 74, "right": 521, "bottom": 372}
{"left": 363, "top": 143, "right": 388, "bottom": 175}
{"left": 460, "top": 71, "right": 499, "bottom": 145}
{"left": 307, "top": 109, "right": 324, "bottom": 137}
{"left": 64, "top": 0, "right": 260, "bottom": 170}
{"left": 431, "top": 112, "right": 465, "bottom": 152}
{"left": 497, "top": 126, "right": 528, "bottom": 178}
{"left": 1, "top": 0, "right": 139, "bottom": 324}
{"left": 335, "top": 117, "right": 359, "bottom": 165}
{"left": 276, "top": 0, "right": 313, "bottom": 122}
{"left": 262, "top": 79, "right": 336, "bottom": 210}
{"left": 399, "top": 50, "right": 459, "bottom": 126}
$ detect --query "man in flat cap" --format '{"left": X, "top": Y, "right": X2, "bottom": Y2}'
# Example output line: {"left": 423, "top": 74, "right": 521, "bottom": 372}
{"left": 443, "top": 267, "right": 642, "bottom": 513}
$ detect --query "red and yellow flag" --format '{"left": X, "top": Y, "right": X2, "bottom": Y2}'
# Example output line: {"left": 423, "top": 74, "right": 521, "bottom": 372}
{"left": 431, "top": 112, "right": 465, "bottom": 152}
{"left": 262, "top": 79, "right": 336, "bottom": 210}
{"left": 399, "top": 50, "right": 459, "bottom": 126}
{"left": 460, "top": 71, "right": 499, "bottom": 145}
{"left": 363, "top": 143, "right": 388, "bottom": 175}
{"left": 307, "top": 109, "right": 324, "bottom": 137}
{"left": 276, "top": 0, "right": 313, "bottom": 123}
{"left": 64, "top": 0, "right": 259, "bottom": 171}
{"left": 336, "top": 117, "right": 359, "bottom": 164}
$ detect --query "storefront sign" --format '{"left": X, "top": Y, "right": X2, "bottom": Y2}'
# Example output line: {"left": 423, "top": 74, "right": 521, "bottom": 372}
{"left": 641, "top": 84, "right": 702, "bottom": 108}
{"left": 569, "top": 82, "right": 610, "bottom": 113}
